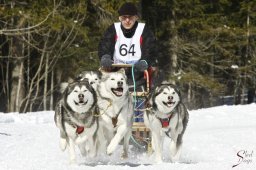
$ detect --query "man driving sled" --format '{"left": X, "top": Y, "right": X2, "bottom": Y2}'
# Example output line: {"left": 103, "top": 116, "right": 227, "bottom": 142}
{"left": 98, "top": 2, "right": 157, "bottom": 91}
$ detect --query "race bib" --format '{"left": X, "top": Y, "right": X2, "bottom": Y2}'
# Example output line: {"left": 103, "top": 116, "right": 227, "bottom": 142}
{"left": 113, "top": 22, "right": 145, "bottom": 64}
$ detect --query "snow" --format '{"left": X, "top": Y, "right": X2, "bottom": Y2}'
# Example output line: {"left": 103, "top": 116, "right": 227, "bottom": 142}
{"left": 1, "top": 104, "right": 256, "bottom": 170}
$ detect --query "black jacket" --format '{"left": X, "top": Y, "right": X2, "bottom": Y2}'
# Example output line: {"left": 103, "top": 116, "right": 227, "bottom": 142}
{"left": 98, "top": 21, "right": 157, "bottom": 90}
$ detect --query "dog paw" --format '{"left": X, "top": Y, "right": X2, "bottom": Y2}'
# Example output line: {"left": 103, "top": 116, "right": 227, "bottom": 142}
{"left": 155, "top": 157, "right": 163, "bottom": 164}
{"left": 170, "top": 151, "right": 181, "bottom": 163}
{"left": 121, "top": 151, "right": 128, "bottom": 159}
{"left": 88, "top": 151, "right": 97, "bottom": 158}
{"left": 60, "top": 138, "right": 67, "bottom": 151}
{"left": 106, "top": 145, "right": 115, "bottom": 155}
{"left": 170, "top": 156, "right": 179, "bottom": 163}
{"left": 106, "top": 150, "right": 112, "bottom": 156}
{"left": 69, "top": 158, "right": 76, "bottom": 165}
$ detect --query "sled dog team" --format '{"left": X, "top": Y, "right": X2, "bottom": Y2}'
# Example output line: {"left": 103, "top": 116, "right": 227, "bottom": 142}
{"left": 54, "top": 69, "right": 189, "bottom": 164}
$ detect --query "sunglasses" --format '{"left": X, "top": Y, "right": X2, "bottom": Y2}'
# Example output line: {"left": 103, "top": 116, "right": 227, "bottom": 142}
{"left": 119, "top": 15, "right": 137, "bottom": 21}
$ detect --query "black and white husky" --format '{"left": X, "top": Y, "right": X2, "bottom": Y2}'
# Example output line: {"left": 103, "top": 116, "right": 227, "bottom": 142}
{"left": 76, "top": 71, "right": 101, "bottom": 90}
{"left": 54, "top": 79, "right": 98, "bottom": 163}
{"left": 144, "top": 83, "right": 189, "bottom": 163}
{"left": 96, "top": 68, "right": 133, "bottom": 158}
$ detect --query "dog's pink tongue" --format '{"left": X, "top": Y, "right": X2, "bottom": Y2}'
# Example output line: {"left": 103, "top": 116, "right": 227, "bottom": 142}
{"left": 116, "top": 91, "right": 123, "bottom": 95}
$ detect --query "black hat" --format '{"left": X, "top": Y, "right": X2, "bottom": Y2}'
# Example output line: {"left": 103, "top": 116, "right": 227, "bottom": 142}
{"left": 118, "top": 2, "right": 138, "bottom": 16}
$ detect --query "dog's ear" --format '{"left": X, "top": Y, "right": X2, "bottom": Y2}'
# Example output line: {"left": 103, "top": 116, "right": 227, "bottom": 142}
{"left": 97, "top": 71, "right": 102, "bottom": 79}
{"left": 148, "top": 95, "right": 153, "bottom": 106}
{"left": 117, "top": 68, "right": 125, "bottom": 74}
{"left": 154, "top": 86, "right": 161, "bottom": 94}
{"left": 75, "top": 73, "right": 83, "bottom": 81}
{"left": 60, "top": 82, "right": 69, "bottom": 94}
{"left": 99, "top": 67, "right": 109, "bottom": 77}
{"left": 161, "top": 80, "right": 174, "bottom": 86}
{"left": 100, "top": 71, "right": 108, "bottom": 79}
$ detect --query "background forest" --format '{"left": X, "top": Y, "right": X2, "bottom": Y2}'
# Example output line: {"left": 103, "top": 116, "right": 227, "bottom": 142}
{"left": 0, "top": 0, "right": 256, "bottom": 113}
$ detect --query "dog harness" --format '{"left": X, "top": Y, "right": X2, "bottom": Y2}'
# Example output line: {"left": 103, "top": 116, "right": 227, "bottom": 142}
{"left": 157, "top": 114, "right": 173, "bottom": 128}
{"left": 145, "top": 102, "right": 176, "bottom": 128}
{"left": 59, "top": 101, "right": 95, "bottom": 135}
{"left": 76, "top": 126, "right": 84, "bottom": 134}
{"left": 113, "top": 22, "right": 145, "bottom": 64}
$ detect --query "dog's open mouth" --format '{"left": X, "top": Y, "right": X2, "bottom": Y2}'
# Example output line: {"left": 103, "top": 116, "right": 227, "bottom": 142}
{"left": 111, "top": 88, "right": 123, "bottom": 97}
{"left": 74, "top": 100, "right": 88, "bottom": 106}
{"left": 163, "top": 101, "right": 175, "bottom": 107}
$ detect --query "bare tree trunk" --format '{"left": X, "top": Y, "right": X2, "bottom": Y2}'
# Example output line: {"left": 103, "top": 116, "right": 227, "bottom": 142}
{"left": 27, "top": 24, "right": 31, "bottom": 109}
{"left": 241, "top": 7, "right": 250, "bottom": 104}
{"left": 15, "top": 57, "right": 25, "bottom": 111}
{"left": 9, "top": 38, "right": 25, "bottom": 112}
{"left": 187, "top": 83, "right": 192, "bottom": 108}
{"left": 234, "top": 74, "right": 242, "bottom": 105}
{"left": 8, "top": 1, "right": 26, "bottom": 112}
{"left": 43, "top": 53, "right": 49, "bottom": 110}
{"left": 210, "top": 54, "right": 215, "bottom": 106}
{"left": 50, "top": 70, "right": 54, "bottom": 110}
{"left": 169, "top": 10, "right": 178, "bottom": 85}
{"left": 22, "top": 50, "right": 45, "bottom": 112}
{"left": 1, "top": 38, "right": 10, "bottom": 112}
{"left": 6, "top": 49, "right": 10, "bottom": 112}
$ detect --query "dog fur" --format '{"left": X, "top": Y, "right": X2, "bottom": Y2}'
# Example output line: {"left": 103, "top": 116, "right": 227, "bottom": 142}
{"left": 144, "top": 83, "right": 189, "bottom": 163}
{"left": 77, "top": 71, "right": 101, "bottom": 90}
{"left": 96, "top": 68, "right": 133, "bottom": 158}
{"left": 54, "top": 79, "right": 98, "bottom": 163}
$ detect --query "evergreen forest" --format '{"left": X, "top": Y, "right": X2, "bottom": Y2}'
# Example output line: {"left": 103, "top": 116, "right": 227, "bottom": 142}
{"left": 0, "top": 0, "right": 256, "bottom": 112}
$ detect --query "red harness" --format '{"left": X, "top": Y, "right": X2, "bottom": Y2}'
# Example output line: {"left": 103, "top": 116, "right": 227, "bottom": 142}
{"left": 159, "top": 114, "right": 173, "bottom": 128}
{"left": 76, "top": 126, "right": 84, "bottom": 134}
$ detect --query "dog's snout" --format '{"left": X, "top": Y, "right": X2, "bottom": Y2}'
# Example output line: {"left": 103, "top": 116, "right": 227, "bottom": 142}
{"left": 117, "top": 81, "right": 123, "bottom": 86}
{"left": 78, "top": 94, "right": 84, "bottom": 99}
{"left": 168, "top": 96, "right": 173, "bottom": 100}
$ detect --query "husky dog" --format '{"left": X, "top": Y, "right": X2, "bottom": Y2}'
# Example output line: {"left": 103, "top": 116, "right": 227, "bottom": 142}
{"left": 77, "top": 71, "right": 101, "bottom": 90}
{"left": 96, "top": 68, "right": 133, "bottom": 158}
{"left": 54, "top": 79, "right": 98, "bottom": 163}
{"left": 144, "top": 83, "right": 189, "bottom": 163}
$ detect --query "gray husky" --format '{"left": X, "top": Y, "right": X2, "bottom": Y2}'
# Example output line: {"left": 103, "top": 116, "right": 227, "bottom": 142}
{"left": 54, "top": 79, "right": 98, "bottom": 163}
{"left": 144, "top": 83, "right": 189, "bottom": 163}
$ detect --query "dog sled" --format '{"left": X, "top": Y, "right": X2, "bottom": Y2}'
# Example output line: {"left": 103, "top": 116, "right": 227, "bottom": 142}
{"left": 110, "top": 64, "right": 155, "bottom": 152}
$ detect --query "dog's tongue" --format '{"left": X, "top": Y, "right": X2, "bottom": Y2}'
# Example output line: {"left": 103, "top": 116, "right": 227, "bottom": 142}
{"left": 113, "top": 88, "right": 123, "bottom": 96}
{"left": 167, "top": 101, "right": 175, "bottom": 107}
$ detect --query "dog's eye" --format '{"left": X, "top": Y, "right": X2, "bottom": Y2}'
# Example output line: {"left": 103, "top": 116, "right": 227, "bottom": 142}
{"left": 121, "top": 78, "right": 124, "bottom": 81}
{"left": 83, "top": 90, "right": 87, "bottom": 92}
{"left": 74, "top": 90, "right": 78, "bottom": 93}
{"left": 111, "top": 78, "right": 115, "bottom": 81}
{"left": 163, "top": 92, "right": 167, "bottom": 95}
{"left": 172, "top": 92, "right": 176, "bottom": 94}
{"left": 95, "top": 78, "right": 98, "bottom": 80}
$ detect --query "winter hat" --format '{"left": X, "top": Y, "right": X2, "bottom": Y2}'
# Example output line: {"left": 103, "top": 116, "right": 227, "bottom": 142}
{"left": 118, "top": 2, "right": 138, "bottom": 16}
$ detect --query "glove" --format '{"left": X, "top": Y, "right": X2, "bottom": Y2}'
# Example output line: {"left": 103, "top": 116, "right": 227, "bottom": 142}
{"left": 100, "top": 54, "right": 113, "bottom": 68}
{"left": 134, "top": 60, "right": 148, "bottom": 72}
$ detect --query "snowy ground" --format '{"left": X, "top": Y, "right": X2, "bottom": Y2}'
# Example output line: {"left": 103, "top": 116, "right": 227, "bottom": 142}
{"left": 0, "top": 104, "right": 256, "bottom": 170}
